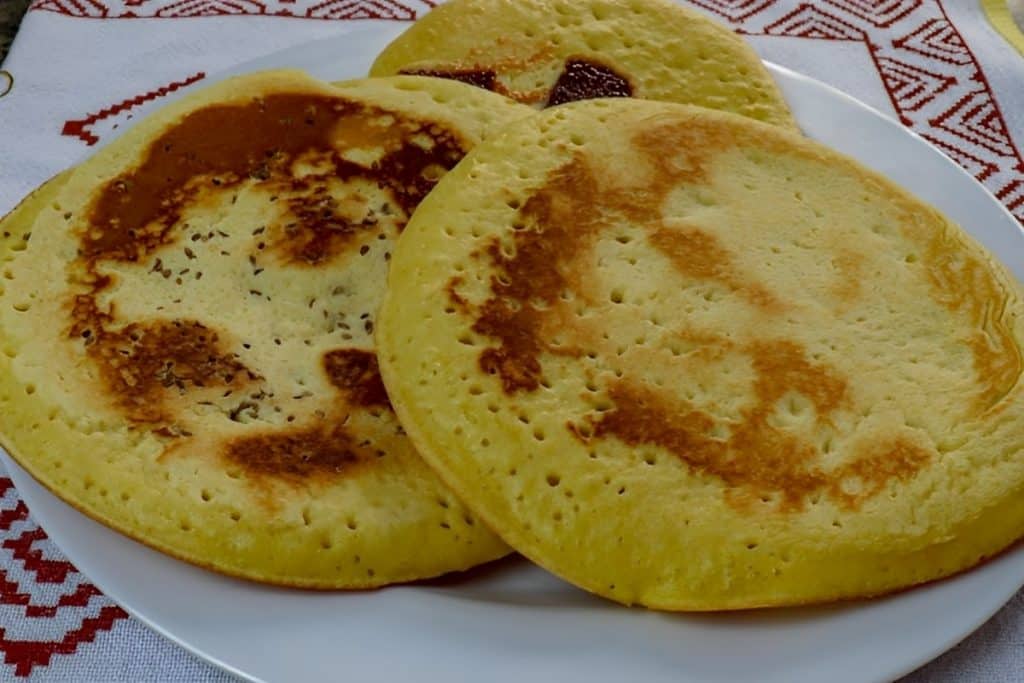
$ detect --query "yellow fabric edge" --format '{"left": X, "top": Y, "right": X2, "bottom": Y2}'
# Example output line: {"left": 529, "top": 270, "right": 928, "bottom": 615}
{"left": 981, "top": 0, "right": 1024, "bottom": 57}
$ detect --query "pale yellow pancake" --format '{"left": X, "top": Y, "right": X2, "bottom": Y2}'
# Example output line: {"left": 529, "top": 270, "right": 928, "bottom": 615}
{"left": 370, "top": 0, "right": 796, "bottom": 128}
{"left": 377, "top": 98, "right": 1024, "bottom": 609}
{"left": 0, "top": 71, "right": 532, "bottom": 587}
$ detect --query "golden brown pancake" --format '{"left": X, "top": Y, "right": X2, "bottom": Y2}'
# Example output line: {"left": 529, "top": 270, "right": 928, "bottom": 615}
{"left": 370, "top": 0, "right": 796, "bottom": 128}
{"left": 0, "top": 70, "right": 532, "bottom": 587}
{"left": 377, "top": 98, "right": 1024, "bottom": 609}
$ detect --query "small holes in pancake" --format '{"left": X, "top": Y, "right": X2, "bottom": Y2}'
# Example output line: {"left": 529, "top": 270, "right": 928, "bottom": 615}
{"left": 320, "top": 537, "right": 333, "bottom": 550}
{"left": 24, "top": 384, "right": 35, "bottom": 395}
{"left": 302, "top": 508, "right": 312, "bottom": 526}
{"left": 346, "top": 518, "right": 358, "bottom": 531}
{"left": 200, "top": 489, "right": 212, "bottom": 502}
{"left": 230, "top": 511, "right": 241, "bottom": 522}
{"left": 180, "top": 520, "right": 192, "bottom": 532}
{"left": 546, "top": 474, "right": 561, "bottom": 487}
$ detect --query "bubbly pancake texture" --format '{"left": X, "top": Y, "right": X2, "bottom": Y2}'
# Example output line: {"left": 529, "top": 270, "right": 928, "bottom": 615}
{"left": 0, "top": 71, "right": 532, "bottom": 587}
{"left": 370, "top": 0, "right": 796, "bottom": 128}
{"left": 378, "top": 99, "right": 1024, "bottom": 609}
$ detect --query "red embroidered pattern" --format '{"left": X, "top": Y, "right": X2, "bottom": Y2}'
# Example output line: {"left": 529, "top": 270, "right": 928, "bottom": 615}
{"left": 763, "top": 4, "right": 867, "bottom": 40}
{"left": 62, "top": 71, "right": 206, "bottom": 145}
{"left": 696, "top": 0, "right": 1024, "bottom": 224}
{"left": 30, "top": 0, "right": 435, "bottom": 19}
{"left": 0, "top": 480, "right": 127, "bottom": 677}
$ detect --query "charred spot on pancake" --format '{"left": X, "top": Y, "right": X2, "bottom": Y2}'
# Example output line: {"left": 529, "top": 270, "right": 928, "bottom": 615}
{"left": 444, "top": 276, "right": 471, "bottom": 313}
{"left": 833, "top": 439, "right": 931, "bottom": 507}
{"left": 275, "top": 184, "right": 382, "bottom": 266}
{"left": 323, "top": 348, "right": 391, "bottom": 410}
{"left": 546, "top": 58, "right": 633, "bottom": 108}
{"left": 73, "top": 311, "right": 254, "bottom": 424}
{"left": 71, "top": 92, "right": 469, "bottom": 427}
{"left": 577, "top": 340, "right": 929, "bottom": 511}
{"left": 648, "top": 226, "right": 780, "bottom": 310}
{"left": 82, "top": 94, "right": 466, "bottom": 269}
{"left": 402, "top": 57, "right": 635, "bottom": 108}
{"left": 399, "top": 67, "right": 498, "bottom": 91}
{"left": 460, "top": 118, "right": 777, "bottom": 397}
{"left": 395, "top": 44, "right": 558, "bottom": 106}
{"left": 463, "top": 156, "right": 603, "bottom": 393}
{"left": 223, "top": 422, "right": 374, "bottom": 481}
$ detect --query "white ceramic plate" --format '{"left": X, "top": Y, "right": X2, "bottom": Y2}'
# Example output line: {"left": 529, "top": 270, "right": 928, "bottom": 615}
{"left": 6, "top": 24, "right": 1024, "bottom": 683}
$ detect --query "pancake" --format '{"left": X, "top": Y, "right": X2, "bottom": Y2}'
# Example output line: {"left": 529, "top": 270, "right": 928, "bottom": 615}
{"left": 0, "top": 70, "right": 532, "bottom": 587}
{"left": 0, "top": 171, "right": 71, "bottom": 264}
{"left": 369, "top": 0, "right": 796, "bottom": 128}
{"left": 377, "top": 98, "right": 1024, "bottom": 609}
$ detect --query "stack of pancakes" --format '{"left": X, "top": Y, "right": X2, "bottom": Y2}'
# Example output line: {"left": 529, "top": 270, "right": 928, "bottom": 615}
{"left": 2, "top": 0, "right": 1023, "bottom": 610}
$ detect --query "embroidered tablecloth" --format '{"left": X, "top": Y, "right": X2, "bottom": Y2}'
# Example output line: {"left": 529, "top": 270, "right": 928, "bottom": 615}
{"left": 1, "top": 0, "right": 1023, "bottom": 679}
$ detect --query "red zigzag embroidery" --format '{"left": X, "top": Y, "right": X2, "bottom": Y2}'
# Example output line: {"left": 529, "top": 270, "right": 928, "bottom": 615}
{"left": 62, "top": 71, "right": 206, "bottom": 146}
{"left": 0, "top": 605, "right": 127, "bottom": 676}
{"left": 3, "top": 529, "right": 78, "bottom": 584}
{"left": 0, "top": 572, "right": 101, "bottom": 619}
{"left": 0, "top": 479, "right": 130, "bottom": 676}
{"left": 0, "top": 501, "right": 28, "bottom": 532}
